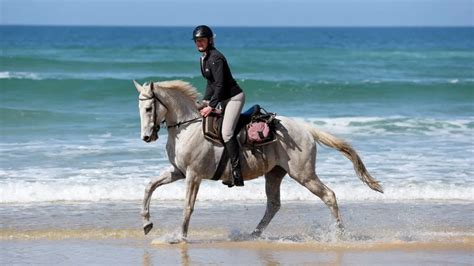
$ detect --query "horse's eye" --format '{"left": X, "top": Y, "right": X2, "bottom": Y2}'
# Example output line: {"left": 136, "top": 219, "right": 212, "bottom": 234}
{"left": 145, "top": 107, "right": 152, "bottom": 112}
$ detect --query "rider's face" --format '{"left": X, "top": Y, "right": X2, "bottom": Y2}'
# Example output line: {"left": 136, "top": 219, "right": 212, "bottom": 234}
{"left": 195, "top": 38, "right": 209, "bottom": 52}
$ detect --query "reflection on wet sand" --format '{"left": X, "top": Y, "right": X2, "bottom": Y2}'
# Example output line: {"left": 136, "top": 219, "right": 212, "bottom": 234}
{"left": 180, "top": 243, "right": 190, "bottom": 266}
{"left": 146, "top": 236, "right": 474, "bottom": 265}
{"left": 142, "top": 251, "right": 152, "bottom": 266}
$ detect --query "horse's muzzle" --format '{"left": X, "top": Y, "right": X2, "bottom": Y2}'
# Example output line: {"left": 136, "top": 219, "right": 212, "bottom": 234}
{"left": 142, "top": 133, "right": 158, "bottom": 142}
{"left": 142, "top": 125, "right": 160, "bottom": 142}
{"left": 142, "top": 129, "right": 159, "bottom": 143}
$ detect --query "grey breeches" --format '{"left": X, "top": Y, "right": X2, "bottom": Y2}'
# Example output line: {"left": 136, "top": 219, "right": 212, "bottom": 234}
{"left": 221, "top": 92, "right": 245, "bottom": 143}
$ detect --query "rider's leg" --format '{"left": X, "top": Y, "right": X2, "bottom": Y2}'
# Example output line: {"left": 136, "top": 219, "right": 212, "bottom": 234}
{"left": 221, "top": 92, "right": 245, "bottom": 186}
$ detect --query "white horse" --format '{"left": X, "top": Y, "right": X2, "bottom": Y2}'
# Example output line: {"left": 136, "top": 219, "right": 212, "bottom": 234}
{"left": 134, "top": 80, "right": 383, "bottom": 241}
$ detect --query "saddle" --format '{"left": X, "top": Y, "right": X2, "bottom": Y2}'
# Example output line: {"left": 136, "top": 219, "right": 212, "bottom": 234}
{"left": 203, "top": 104, "right": 278, "bottom": 147}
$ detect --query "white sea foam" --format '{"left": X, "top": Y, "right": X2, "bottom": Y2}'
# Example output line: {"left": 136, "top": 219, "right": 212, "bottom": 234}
{"left": 0, "top": 70, "right": 196, "bottom": 81}
{"left": 293, "top": 116, "right": 473, "bottom": 136}
{"left": 0, "top": 71, "right": 41, "bottom": 80}
{"left": 1, "top": 177, "right": 473, "bottom": 203}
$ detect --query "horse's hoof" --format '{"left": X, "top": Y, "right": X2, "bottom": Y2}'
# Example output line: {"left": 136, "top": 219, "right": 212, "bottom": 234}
{"left": 144, "top": 222, "right": 153, "bottom": 235}
{"left": 250, "top": 230, "right": 262, "bottom": 239}
{"left": 337, "top": 223, "right": 345, "bottom": 232}
{"left": 336, "top": 223, "right": 346, "bottom": 239}
{"left": 169, "top": 237, "right": 186, "bottom": 244}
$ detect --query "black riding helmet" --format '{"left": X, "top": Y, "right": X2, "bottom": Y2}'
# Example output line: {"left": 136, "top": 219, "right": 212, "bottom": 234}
{"left": 192, "top": 25, "right": 214, "bottom": 41}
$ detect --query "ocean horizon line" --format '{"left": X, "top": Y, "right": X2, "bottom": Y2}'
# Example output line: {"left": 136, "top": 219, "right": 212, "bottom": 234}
{"left": 1, "top": 24, "right": 473, "bottom": 29}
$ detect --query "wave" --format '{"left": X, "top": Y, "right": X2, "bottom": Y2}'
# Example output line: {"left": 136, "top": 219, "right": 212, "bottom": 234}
{"left": 1, "top": 178, "right": 472, "bottom": 203}
{"left": 2, "top": 69, "right": 474, "bottom": 86}
{"left": 0, "top": 104, "right": 472, "bottom": 137}
{"left": 2, "top": 76, "right": 473, "bottom": 99}
{"left": 0, "top": 71, "right": 41, "bottom": 80}
{"left": 0, "top": 71, "right": 197, "bottom": 81}
{"left": 297, "top": 116, "right": 474, "bottom": 136}
{"left": 1, "top": 107, "right": 471, "bottom": 137}
{"left": 2, "top": 76, "right": 470, "bottom": 137}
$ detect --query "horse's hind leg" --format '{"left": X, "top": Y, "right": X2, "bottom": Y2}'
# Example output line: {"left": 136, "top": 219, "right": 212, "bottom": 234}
{"left": 141, "top": 168, "right": 184, "bottom": 234}
{"left": 292, "top": 173, "right": 343, "bottom": 229}
{"left": 251, "top": 166, "right": 286, "bottom": 238}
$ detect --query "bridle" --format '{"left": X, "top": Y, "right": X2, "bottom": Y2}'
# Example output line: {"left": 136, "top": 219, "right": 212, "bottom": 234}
{"left": 139, "top": 83, "right": 202, "bottom": 133}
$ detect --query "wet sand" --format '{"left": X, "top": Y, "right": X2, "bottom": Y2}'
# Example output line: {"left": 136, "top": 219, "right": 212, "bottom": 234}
{"left": 1, "top": 200, "right": 473, "bottom": 265}
{"left": 2, "top": 238, "right": 473, "bottom": 265}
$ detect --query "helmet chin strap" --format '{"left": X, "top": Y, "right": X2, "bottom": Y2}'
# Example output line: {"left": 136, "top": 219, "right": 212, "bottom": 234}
{"left": 201, "top": 38, "right": 214, "bottom": 53}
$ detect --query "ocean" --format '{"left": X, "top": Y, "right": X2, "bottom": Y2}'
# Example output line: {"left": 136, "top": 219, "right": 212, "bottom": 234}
{"left": 1, "top": 26, "right": 473, "bottom": 264}
{"left": 1, "top": 26, "right": 472, "bottom": 203}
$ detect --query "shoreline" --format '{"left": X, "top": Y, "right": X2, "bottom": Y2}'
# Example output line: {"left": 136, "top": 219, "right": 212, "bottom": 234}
{"left": 3, "top": 226, "right": 473, "bottom": 250}
{"left": 2, "top": 200, "right": 473, "bottom": 264}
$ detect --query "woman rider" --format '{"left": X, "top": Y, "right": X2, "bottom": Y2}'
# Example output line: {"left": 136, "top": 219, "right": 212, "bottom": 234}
{"left": 193, "top": 25, "right": 245, "bottom": 187}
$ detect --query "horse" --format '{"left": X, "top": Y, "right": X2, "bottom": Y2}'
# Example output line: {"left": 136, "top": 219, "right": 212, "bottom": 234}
{"left": 134, "top": 80, "right": 383, "bottom": 242}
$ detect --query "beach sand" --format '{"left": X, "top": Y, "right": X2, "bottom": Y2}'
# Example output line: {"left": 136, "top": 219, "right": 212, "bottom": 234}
{"left": 1, "top": 200, "right": 473, "bottom": 265}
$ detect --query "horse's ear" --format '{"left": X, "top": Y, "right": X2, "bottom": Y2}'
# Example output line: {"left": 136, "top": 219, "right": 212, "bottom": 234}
{"left": 150, "top": 81, "right": 154, "bottom": 90}
{"left": 133, "top": 80, "right": 143, "bottom": 93}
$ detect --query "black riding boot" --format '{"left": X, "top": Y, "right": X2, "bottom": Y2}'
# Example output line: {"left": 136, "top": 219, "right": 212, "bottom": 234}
{"left": 224, "top": 136, "right": 244, "bottom": 187}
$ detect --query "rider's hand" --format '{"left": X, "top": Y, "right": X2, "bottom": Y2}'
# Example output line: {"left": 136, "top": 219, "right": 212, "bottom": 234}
{"left": 200, "top": 106, "right": 214, "bottom": 117}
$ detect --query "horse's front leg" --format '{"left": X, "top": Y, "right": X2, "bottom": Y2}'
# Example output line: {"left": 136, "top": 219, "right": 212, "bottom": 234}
{"left": 181, "top": 173, "right": 202, "bottom": 241}
{"left": 141, "top": 168, "right": 184, "bottom": 234}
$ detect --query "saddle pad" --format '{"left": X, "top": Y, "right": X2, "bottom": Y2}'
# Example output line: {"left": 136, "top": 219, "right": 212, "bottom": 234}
{"left": 202, "top": 114, "right": 222, "bottom": 144}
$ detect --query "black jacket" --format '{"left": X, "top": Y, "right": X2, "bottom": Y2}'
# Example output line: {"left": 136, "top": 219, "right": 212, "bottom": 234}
{"left": 201, "top": 47, "right": 242, "bottom": 108}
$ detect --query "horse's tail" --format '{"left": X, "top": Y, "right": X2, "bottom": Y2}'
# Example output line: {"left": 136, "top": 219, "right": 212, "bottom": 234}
{"left": 304, "top": 124, "right": 383, "bottom": 193}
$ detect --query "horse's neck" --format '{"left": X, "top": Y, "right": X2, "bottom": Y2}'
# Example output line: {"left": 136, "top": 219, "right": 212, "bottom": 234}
{"left": 158, "top": 89, "right": 200, "bottom": 126}
{"left": 166, "top": 105, "right": 198, "bottom": 125}
{"left": 160, "top": 90, "right": 204, "bottom": 150}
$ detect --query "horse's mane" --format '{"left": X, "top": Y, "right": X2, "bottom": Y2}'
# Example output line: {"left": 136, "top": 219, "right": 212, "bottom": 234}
{"left": 157, "top": 80, "right": 200, "bottom": 102}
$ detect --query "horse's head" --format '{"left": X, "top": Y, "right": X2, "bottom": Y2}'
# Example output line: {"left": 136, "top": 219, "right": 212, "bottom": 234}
{"left": 133, "top": 80, "right": 168, "bottom": 142}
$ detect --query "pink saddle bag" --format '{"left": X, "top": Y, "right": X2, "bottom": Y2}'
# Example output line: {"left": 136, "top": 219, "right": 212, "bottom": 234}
{"left": 247, "top": 121, "right": 270, "bottom": 143}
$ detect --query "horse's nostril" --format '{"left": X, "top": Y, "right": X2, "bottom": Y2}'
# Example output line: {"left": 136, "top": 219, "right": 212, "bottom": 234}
{"left": 143, "top": 136, "right": 150, "bottom": 142}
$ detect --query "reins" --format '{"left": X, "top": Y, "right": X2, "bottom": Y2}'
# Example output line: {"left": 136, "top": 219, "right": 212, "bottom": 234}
{"left": 166, "top": 117, "right": 202, "bottom": 129}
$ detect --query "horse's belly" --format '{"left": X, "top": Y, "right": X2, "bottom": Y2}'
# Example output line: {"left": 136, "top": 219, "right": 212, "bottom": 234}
{"left": 241, "top": 148, "right": 276, "bottom": 179}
